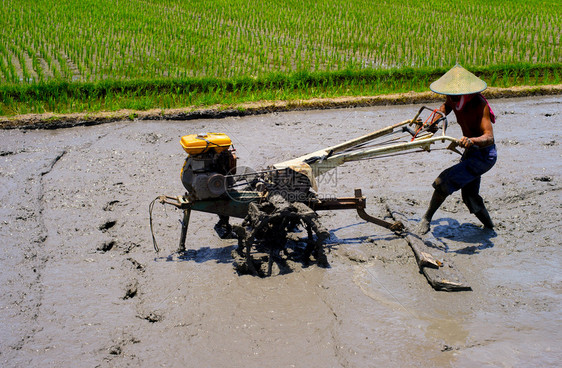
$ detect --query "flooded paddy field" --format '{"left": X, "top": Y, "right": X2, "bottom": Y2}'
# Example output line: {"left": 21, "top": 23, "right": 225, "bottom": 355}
{"left": 1, "top": 96, "right": 560, "bottom": 367}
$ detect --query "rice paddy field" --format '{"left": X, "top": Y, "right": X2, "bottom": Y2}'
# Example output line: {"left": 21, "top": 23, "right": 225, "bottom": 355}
{"left": 0, "top": 0, "right": 561, "bottom": 116}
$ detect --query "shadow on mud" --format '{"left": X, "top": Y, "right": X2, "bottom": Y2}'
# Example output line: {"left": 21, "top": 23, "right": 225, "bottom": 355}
{"left": 153, "top": 245, "right": 237, "bottom": 264}
{"left": 154, "top": 221, "right": 401, "bottom": 276}
{"left": 429, "top": 217, "right": 497, "bottom": 254}
{"left": 178, "top": 246, "right": 237, "bottom": 263}
{"left": 325, "top": 221, "right": 398, "bottom": 246}
{"left": 154, "top": 238, "right": 332, "bottom": 277}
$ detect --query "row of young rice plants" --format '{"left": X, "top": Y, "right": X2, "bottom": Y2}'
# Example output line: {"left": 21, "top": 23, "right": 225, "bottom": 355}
{"left": 2, "top": 63, "right": 560, "bottom": 116}
{"left": 0, "top": 0, "right": 560, "bottom": 115}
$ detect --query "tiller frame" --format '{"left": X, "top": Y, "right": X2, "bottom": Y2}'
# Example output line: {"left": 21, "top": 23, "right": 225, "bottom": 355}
{"left": 151, "top": 107, "right": 461, "bottom": 276}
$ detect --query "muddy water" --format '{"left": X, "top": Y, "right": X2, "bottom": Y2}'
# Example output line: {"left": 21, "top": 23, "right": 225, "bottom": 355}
{"left": 1, "top": 96, "right": 560, "bottom": 367}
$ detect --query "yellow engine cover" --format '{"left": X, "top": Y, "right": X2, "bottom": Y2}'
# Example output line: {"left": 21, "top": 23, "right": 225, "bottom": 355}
{"left": 180, "top": 133, "right": 232, "bottom": 155}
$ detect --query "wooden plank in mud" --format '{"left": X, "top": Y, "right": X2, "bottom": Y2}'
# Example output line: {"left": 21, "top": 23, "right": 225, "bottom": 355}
{"left": 385, "top": 204, "right": 472, "bottom": 292}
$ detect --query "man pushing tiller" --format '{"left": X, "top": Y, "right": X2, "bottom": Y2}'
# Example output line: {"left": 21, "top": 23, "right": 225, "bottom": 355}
{"left": 418, "top": 64, "right": 497, "bottom": 234}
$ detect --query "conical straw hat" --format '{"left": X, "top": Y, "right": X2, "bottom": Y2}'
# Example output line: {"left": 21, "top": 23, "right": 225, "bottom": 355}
{"left": 430, "top": 64, "right": 487, "bottom": 95}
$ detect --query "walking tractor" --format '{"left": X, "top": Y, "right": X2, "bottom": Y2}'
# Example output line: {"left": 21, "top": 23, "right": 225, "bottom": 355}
{"left": 151, "top": 107, "right": 465, "bottom": 281}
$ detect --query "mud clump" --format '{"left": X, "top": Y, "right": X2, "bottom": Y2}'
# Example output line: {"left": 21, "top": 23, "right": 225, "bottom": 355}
{"left": 139, "top": 312, "right": 162, "bottom": 323}
{"left": 126, "top": 257, "right": 145, "bottom": 272}
{"left": 97, "top": 239, "right": 115, "bottom": 252}
{"left": 103, "top": 200, "right": 120, "bottom": 211}
{"left": 99, "top": 220, "right": 117, "bottom": 232}
{"left": 123, "top": 279, "right": 138, "bottom": 300}
{"left": 533, "top": 176, "right": 553, "bottom": 182}
{"left": 108, "top": 345, "right": 122, "bottom": 355}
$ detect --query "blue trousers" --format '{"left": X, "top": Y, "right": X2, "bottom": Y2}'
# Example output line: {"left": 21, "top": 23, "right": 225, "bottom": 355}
{"left": 433, "top": 144, "right": 497, "bottom": 213}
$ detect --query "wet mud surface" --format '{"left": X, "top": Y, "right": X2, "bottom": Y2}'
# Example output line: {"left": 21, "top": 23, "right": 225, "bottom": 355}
{"left": 1, "top": 96, "right": 561, "bottom": 367}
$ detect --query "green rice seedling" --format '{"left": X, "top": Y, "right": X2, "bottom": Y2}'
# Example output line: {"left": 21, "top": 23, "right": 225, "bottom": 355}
{"left": 0, "top": 0, "right": 560, "bottom": 115}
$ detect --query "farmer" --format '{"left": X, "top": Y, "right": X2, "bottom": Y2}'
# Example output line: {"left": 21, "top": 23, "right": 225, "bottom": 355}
{"left": 418, "top": 64, "right": 497, "bottom": 234}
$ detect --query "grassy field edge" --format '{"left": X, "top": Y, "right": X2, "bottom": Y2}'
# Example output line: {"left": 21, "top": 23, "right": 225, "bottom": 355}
{"left": 1, "top": 63, "right": 561, "bottom": 118}
{"left": 1, "top": 83, "right": 560, "bottom": 130}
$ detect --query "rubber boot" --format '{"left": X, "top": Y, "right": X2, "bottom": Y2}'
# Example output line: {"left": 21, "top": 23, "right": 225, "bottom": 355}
{"left": 474, "top": 207, "right": 494, "bottom": 229}
{"left": 418, "top": 190, "right": 448, "bottom": 234}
